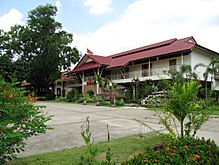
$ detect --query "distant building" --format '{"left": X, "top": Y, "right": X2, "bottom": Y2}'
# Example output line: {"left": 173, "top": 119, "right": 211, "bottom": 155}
{"left": 54, "top": 36, "right": 219, "bottom": 97}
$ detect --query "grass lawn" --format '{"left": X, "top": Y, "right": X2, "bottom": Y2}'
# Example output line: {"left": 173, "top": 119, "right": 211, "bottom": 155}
{"left": 8, "top": 133, "right": 164, "bottom": 165}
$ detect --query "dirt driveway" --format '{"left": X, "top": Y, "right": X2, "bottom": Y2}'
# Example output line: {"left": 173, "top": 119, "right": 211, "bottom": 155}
{"left": 19, "top": 101, "right": 219, "bottom": 157}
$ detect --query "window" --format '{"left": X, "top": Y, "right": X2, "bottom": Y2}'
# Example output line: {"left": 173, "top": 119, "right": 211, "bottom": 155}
{"left": 142, "top": 63, "right": 153, "bottom": 77}
{"left": 169, "top": 59, "right": 176, "bottom": 70}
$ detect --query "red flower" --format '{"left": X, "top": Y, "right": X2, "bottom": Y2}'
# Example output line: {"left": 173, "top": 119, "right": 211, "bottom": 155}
{"left": 184, "top": 145, "right": 188, "bottom": 149}
{"left": 193, "top": 154, "right": 201, "bottom": 159}
{"left": 172, "top": 146, "right": 177, "bottom": 149}
{"left": 143, "top": 159, "right": 148, "bottom": 163}
{"left": 171, "top": 153, "right": 176, "bottom": 156}
{"left": 154, "top": 159, "right": 158, "bottom": 163}
{"left": 26, "top": 102, "right": 29, "bottom": 104}
{"left": 165, "top": 147, "right": 170, "bottom": 151}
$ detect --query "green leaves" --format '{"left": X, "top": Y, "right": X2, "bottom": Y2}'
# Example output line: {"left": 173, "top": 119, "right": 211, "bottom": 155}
{"left": 162, "top": 81, "right": 211, "bottom": 138}
{"left": 1, "top": 4, "right": 80, "bottom": 97}
{"left": 0, "top": 78, "right": 52, "bottom": 164}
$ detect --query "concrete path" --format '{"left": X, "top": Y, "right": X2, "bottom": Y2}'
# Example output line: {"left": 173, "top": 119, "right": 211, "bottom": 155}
{"left": 19, "top": 101, "right": 219, "bottom": 157}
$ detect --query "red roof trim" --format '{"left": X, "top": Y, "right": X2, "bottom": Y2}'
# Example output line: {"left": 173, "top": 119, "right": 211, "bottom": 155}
{"left": 69, "top": 62, "right": 101, "bottom": 73}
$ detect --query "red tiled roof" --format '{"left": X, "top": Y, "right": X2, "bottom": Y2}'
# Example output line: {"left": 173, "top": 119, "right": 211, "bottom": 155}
{"left": 69, "top": 61, "right": 101, "bottom": 73}
{"left": 107, "top": 36, "right": 196, "bottom": 69}
{"left": 69, "top": 36, "right": 201, "bottom": 73}
{"left": 88, "top": 54, "right": 111, "bottom": 65}
{"left": 110, "top": 38, "right": 177, "bottom": 58}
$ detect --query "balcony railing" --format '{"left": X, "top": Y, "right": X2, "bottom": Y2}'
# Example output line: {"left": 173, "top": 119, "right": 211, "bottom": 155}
{"left": 111, "top": 65, "right": 181, "bottom": 80}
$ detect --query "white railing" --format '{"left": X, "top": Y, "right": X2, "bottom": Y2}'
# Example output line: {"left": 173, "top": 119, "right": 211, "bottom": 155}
{"left": 111, "top": 65, "right": 181, "bottom": 80}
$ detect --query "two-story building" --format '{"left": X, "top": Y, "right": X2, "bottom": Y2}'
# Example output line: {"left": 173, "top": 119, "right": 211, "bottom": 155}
{"left": 54, "top": 36, "right": 219, "bottom": 97}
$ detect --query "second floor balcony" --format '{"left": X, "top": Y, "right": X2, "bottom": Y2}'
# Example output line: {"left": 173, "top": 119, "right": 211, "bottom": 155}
{"left": 111, "top": 65, "right": 181, "bottom": 81}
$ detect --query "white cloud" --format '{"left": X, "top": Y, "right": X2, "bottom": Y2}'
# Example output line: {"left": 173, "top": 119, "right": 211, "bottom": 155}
{"left": 74, "top": 0, "right": 219, "bottom": 55}
{"left": 0, "top": 9, "right": 23, "bottom": 32}
{"left": 84, "top": 0, "right": 112, "bottom": 15}
{"left": 56, "top": 0, "right": 62, "bottom": 11}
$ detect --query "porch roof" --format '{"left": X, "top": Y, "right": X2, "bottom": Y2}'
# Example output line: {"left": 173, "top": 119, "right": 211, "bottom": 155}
{"left": 69, "top": 61, "right": 101, "bottom": 73}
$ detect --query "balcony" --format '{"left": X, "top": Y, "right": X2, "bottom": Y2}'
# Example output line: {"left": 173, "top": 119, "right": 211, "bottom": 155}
{"left": 111, "top": 65, "right": 181, "bottom": 80}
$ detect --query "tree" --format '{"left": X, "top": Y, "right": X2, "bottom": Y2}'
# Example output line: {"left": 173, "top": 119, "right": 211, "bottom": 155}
{"left": 0, "top": 55, "right": 13, "bottom": 82}
{"left": 0, "top": 77, "right": 52, "bottom": 164}
{"left": 131, "top": 77, "right": 140, "bottom": 100}
{"left": 194, "top": 57, "right": 219, "bottom": 98}
{"left": 166, "top": 65, "right": 197, "bottom": 85}
{"left": 96, "top": 76, "right": 119, "bottom": 106}
{"left": 109, "top": 82, "right": 119, "bottom": 106}
{"left": 6, "top": 4, "right": 80, "bottom": 96}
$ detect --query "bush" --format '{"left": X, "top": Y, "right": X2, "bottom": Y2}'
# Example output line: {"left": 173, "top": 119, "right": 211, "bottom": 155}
{"left": 55, "top": 96, "right": 67, "bottom": 102}
{"left": 77, "top": 94, "right": 96, "bottom": 103}
{"left": 125, "top": 87, "right": 132, "bottom": 101}
{"left": 115, "top": 99, "right": 125, "bottom": 106}
{"left": 123, "top": 137, "right": 219, "bottom": 165}
{"left": 100, "top": 101, "right": 110, "bottom": 106}
{"left": 0, "top": 78, "right": 52, "bottom": 164}
{"left": 87, "top": 90, "right": 94, "bottom": 97}
{"left": 66, "top": 89, "right": 79, "bottom": 102}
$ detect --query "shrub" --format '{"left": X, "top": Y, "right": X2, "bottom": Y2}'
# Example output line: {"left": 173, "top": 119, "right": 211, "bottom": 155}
{"left": 115, "top": 99, "right": 125, "bottom": 106}
{"left": 66, "top": 89, "right": 79, "bottom": 102}
{"left": 55, "top": 96, "right": 67, "bottom": 102}
{"left": 87, "top": 90, "right": 94, "bottom": 97}
{"left": 123, "top": 137, "right": 219, "bottom": 165}
{"left": 0, "top": 77, "right": 52, "bottom": 164}
{"left": 101, "top": 101, "right": 110, "bottom": 106}
{"left": 125, "top": 87, "right": 132, "bottom": 101}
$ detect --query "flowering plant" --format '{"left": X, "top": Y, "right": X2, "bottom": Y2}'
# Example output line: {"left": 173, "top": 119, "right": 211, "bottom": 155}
{"left": 0, "top": 78, "right": 52, "bottom": 164}
{"left": 122, "top": 136, "right": 219, "bottom": 164}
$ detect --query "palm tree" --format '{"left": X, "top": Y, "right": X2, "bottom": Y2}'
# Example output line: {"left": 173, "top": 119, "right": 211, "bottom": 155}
{"left": 96, "top": 75, "right": 109, "bottom": 101}
{"left": 194, "top": 57, "right": 219, "bottom": 98}
{"left": 96, "top": 76, "right": 119, "bottom": 106}
{"left": 109, "top": 82, "right": 119, "bottom": 106}
{"left": 168, "top": 65, "right": 197, "bottom": 85}
{"left": 131, "top": 77, "right": 140, "bottom": 100}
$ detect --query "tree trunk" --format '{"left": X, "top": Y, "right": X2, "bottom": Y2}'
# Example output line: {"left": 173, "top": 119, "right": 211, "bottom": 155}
{"left": 205, "top": 80, "right": 208, "bottom": 98}
{"left": 180, "top": 120, "right": 184, "bottom": 138}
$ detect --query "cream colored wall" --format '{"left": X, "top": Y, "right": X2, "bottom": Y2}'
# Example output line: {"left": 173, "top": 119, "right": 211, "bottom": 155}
{"left": 191, "top": 47, "right": 219, "bottom": 90}
{"left": 191, "top": 48, "right": 213, "bottom": 81}
{"left": 153, "top": 59, "right": 168, "bottom": 68}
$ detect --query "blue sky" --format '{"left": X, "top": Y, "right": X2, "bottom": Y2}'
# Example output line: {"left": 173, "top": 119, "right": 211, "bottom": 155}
{"left": 1, "top": 0, "right": 219, "bottom": 56}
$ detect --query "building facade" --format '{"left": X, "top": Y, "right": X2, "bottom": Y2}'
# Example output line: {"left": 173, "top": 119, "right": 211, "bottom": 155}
{"left": 54, "top": 36, "right": 219, "bottom": 97}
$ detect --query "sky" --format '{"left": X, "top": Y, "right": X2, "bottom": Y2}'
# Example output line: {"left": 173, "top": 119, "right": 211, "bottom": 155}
{"left": 1, "top": 0, "right": 219, "bottom": 56}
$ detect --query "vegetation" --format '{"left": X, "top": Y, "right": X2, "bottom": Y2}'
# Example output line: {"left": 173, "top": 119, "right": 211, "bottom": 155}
{"left": 195, "top": 56, "right": 219, "bottom": 98}
{"left": 131, "top": 77, "right": 140, "bottom": 100}
{"left": 66, "top": 89, "right": 79, "bottom": 102}
{"left": 0, "top": 4, "right": 80, "bottom": 97}
{"left": 123, "top": 136, "right": 219, "bottom": 165}
{"left": 0, "top": 77, "right": 52, "bottom": 164}
{"left": 96, "top": 76, "right": 119, "bottom": 106}
{"left": 8, "top": 134, "right": 163, "bottom": 165}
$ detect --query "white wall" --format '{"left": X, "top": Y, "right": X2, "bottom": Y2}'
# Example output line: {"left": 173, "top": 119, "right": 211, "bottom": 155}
{"left": 191, "top": 48, "right": 213, "bottom": 81}
{"left": 183, "top": 54, "right": 191, "bottom": 65}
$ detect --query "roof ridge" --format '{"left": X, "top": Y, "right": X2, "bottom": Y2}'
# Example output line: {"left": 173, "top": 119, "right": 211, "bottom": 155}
{"left": 110, "top": 38, "right": 177, "bottom": 59}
